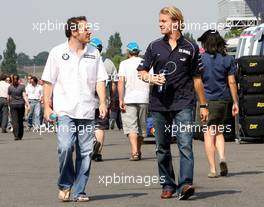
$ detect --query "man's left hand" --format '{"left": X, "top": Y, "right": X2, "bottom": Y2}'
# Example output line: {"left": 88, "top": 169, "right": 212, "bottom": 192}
{"left": 99, "top": 103, "right": 108, "bottom": 119}
{"left": 200, "top": 108, "right": 209, "bottom": 123}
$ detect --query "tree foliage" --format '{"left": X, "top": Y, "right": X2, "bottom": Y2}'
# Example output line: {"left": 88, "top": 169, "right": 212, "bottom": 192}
{"left": 183, "top": 32, "right": 197, "bottom": 44}
{"left": 112, "top": 54, "right": 127, "bottom": 69}
{"left": 224, "top": 28, "right": 242, "bottom": 39}
{"left": 17, "top": 52, "right": 33, "bottom": 67}
{"left": 1, "top": 37, "right": 17, "bottom": 74}
{"left": 33, "top": 51, "right": 49, "bottom": 66}
{"left": 105, "top": 33, "right": 122, "bottom": 58}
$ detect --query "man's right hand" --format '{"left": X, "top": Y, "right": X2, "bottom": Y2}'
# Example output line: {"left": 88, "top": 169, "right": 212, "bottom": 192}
{"left": 119, "top": 100, "right": 126, "bottom": 112}
{"left": 151, "top": 74, "right": 166, "bottom": 86}
{"left": 44, "top": 107, "right": 54, "bottom": 123}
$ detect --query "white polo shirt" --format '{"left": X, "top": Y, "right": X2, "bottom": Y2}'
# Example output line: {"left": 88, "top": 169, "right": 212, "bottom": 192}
{"left": 26, "top": 84, "right": 43, "bottom": 100}
{"left": 0, "top": 81, "right": 10, "bottom": 98}
{"left": 118, "top": 56, "right": 150, "bottom": 104}
{"left": 42, "top": 41, "right": 108, "bottom": 119}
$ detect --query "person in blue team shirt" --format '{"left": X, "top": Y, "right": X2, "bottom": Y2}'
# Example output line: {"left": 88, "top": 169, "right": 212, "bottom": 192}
{"left": 198, "top": 29, "right": 239, "bottom": 178}
{"left": 138, "top": 6, "right": 209, "bottom": 200}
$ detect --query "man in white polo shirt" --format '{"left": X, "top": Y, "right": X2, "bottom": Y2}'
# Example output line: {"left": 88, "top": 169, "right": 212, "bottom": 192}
{"left": 42, "top": 16, "right": 108, "bottom": 202}
{"left": 26, "top": 76, "right": 42, "bottom": 130}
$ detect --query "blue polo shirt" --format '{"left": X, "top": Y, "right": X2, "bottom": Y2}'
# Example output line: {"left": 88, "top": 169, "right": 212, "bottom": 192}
{"left": 201, "top": 52, "right": 237, "bottom": 101}
{"left": 137, "top": 35, "right": 203, "bottom": 112}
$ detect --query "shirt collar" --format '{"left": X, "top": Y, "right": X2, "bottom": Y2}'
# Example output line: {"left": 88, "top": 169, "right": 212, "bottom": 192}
{"left": 163, "top": 33, "right": 184, "bottom": 44}
{"left": 64, "top": 41, "right": 88, "bottom": 56}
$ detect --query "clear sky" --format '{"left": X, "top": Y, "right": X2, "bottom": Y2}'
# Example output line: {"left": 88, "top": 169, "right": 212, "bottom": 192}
{"left": 0, "top": 0, "right": 218, "bottom": 57}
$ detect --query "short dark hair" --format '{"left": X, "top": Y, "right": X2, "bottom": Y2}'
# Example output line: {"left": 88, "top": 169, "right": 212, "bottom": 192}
{"left": 12, "top": 75, "right": 20, "bottom": 86}
{"left": 128, "top": 50, "right": 140, "bottom": 56}
{"left": 65, "top": 16, "right": 87, "bottom": 39}
{"left": 0, "top": 74, "right": 7, "bottom": 81}
{"left": 198, "top": 30, "right": 227, "bottom": 57}
{"left": 31, "top": 76, "right": 38, "bottom": 84}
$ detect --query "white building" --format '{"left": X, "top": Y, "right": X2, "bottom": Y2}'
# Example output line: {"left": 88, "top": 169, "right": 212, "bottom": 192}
{"left": 218, "top": 0, "right": 263, "bottom": 28}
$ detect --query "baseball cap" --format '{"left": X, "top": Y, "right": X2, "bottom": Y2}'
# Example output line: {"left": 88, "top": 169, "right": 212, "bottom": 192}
{"left": 127, "top": 42, "right": 140, "bottom": 52}
{"left": 90, "top": 37, "right": 103, "bottom": 49}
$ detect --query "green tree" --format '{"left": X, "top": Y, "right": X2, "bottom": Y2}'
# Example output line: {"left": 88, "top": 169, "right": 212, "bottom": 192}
{"left": 105, "top": 32, "right": 122, "bottom": 58}
{"left": 17, "top": 52, "right": 33, "bottom": 67}
{"left": 0, "top": 54, "right": 2, "bottom": 61}
{"left": 33, "top": 51, "right": 49, "bottom": 66}
{"left": 1, "top": 37, "right": 17, "bottom": 74}
{"left": 112, "top": 54, "right": 127, "bottom": 69}
{"left": 224, "top": 28, "right": 242, "bottom": 39}
{"left": 183, "top": 32, "right": 196, "bottom": 44}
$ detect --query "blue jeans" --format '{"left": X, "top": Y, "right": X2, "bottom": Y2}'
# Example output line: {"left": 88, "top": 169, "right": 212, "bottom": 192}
{"left": 0, "top": 97, "right": 9, "bottom": 130}
{"left": 28, "top": 100, "right": 40, "bottom": 128}
{"left": 152, "top": 108, "right": 194, "bottom": 193}
{"left": 56, "top": 115, "right": 95, "bottom": 198}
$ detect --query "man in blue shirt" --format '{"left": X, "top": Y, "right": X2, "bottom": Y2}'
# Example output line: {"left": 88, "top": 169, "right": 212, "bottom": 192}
{"left": 138, "top": 6, "right": 208, "bottom": 200}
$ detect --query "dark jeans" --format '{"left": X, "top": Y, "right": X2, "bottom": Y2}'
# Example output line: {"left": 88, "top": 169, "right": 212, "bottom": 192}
{"left": 152, "top": 108, "right": 194, "bottom": 193}
{"left": 10, "top": 104, "right": 25, "bottom": 139}
{"left": 110, "top": 108, "right": 122, "bottom": 130}
{"left": 0, "top": 97, "right": 9, "bottom": 130}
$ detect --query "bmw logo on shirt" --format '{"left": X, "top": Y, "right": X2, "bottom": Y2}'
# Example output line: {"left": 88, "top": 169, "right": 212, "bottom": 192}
{"left": 62, "top": 53, "right": 70, "bottom": 60}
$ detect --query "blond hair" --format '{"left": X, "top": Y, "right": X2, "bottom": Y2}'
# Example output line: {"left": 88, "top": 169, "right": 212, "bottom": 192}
{"left": 160, "top": 6, "right": 185, "bottom": 31}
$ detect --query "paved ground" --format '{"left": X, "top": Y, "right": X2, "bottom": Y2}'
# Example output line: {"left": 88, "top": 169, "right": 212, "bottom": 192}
{"left": 0, "top": 128, "right": 264, "bottom": 207}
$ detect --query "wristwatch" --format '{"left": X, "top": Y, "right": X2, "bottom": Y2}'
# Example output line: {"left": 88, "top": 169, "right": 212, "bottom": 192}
{"left": 200, "top": 103, "right": 209, "bottom": 109}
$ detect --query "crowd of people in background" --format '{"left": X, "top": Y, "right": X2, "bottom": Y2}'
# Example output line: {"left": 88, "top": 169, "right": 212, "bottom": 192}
{"left": 0, "top": 72, "right": 123, "bottom": 143}
{"left": 0, "top": 74, "right": 48, "bottom": 140}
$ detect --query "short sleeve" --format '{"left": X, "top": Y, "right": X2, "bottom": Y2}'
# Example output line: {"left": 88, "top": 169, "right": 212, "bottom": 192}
{"left": 96, "top": 57, "right": 108, "bottom": 82}
{"left": 118, "top": 61, "right": 126, "bottom": 77}
{"left": 109, "top": 59, "right": 118, "bottom": 82}
{"left": 112, "top": 68, "right": 119, "bottom": 82}
{"left": 227, "top": 56, "right": 237, "bottom": 75}
{"left": 25, "top": 85, "right": 29, "bottom": 94}
{"left": 41, "top": 50, "right": 59, "bottom": 84}
{"left": 191, "top": 45, "right": 203, "bottom": 76}
{"left": 137, "top": 43, "right": 153, "bottom": 72}
{"left": 21, "top": 85, "right": 25, "bottom": 92}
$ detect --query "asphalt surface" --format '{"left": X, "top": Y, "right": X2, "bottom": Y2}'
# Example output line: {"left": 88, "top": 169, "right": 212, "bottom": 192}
{"left": 0, "top": 128, "right": 264, "bottom": 207}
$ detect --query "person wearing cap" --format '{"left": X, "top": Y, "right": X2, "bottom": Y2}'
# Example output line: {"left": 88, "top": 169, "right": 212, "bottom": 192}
{"left": 118, "top": 42, "right": 149, "bottom": 161}
{"left": 42, "top": 16, "right": 108, "bottom": 202}
{"left": 197, "top": 30, "right": 239, "bottom": 178}
{"left": 137, "top": 6, "right": 208, "bottom": 200}
{"left": 89, "top": 37, "right": 118, "bottom": 161}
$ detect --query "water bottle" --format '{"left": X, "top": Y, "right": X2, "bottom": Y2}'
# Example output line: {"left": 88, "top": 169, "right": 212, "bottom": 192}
{"left": 49, "top": 113, "right": 57, "bottom": 121}
{"left": 157, "top": 69, "right": 168, "bottom": 93}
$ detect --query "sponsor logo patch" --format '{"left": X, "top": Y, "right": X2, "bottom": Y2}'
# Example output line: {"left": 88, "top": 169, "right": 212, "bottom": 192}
{"left": 249, "top": 62, "right": 258, "bottom": 67}
{"left": 179, "top": 48, "right": 191, "bottom": 55}
{"left": 249, "top": 124, "right": 258, "bottom": 129}
{"left": 62, "top": 53, "right": 70, "bottom": 60}
{"left": 84, "top": 54, "right": 96, "bottom": 59}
